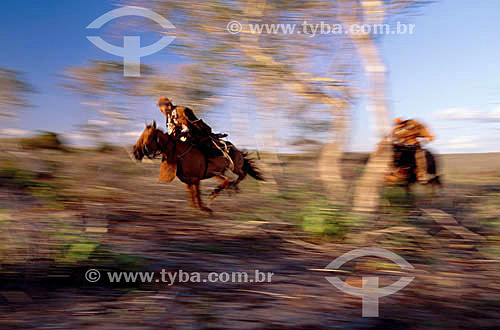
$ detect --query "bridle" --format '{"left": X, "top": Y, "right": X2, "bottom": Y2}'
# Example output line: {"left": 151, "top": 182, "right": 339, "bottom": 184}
{"left": 143, "top": 129, "right": 162, "bottom": 159}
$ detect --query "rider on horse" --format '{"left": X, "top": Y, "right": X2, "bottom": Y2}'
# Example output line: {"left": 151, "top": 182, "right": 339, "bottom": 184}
{"left": 157, "top": 96, "right": 232, "bottom": 166}
{"left": 388, "top": 117, "right": 435, "bottom": 183}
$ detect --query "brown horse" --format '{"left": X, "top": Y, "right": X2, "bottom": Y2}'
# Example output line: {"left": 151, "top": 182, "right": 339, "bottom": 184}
{"left": 133, "top": 121, "right": 264, "bottom": 213}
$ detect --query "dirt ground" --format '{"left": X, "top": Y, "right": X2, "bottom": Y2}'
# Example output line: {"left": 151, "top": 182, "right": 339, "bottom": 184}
{"left": 0, "top": 143, "right": 499, "bottom": 329}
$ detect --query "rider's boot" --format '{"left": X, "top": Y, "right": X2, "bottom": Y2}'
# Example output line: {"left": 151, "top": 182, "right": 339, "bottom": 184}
{"left": 385, "top": 167, "right": 409, "bottom": 183}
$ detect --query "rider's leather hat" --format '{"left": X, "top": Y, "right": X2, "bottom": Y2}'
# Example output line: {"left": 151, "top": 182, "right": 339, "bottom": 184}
{"left": 158, "top": 96, "right": 172, "bottom": 107}
{"left": 393, "top": 117, "right": 404, "bottom": 125}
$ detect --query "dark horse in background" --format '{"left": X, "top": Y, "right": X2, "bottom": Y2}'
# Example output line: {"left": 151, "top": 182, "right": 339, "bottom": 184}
{"left": 133, "top": 121, "right": 264, "bottom": 213}
{"left": 390, "top": 145, "right": 442, "bottom": 194}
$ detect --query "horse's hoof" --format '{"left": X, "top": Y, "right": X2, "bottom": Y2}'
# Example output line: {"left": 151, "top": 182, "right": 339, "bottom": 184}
{"left": 201, "top": 207, "right": 213, "bottom": 214}
{"left": 209, "top": 192, "right": 218, "bottom": 201}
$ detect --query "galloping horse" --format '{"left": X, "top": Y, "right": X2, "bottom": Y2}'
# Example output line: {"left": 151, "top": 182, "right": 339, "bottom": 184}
{"left": 388, "top": 144, "right": 442, "bottom": 194}
{"left": 133, "top": 121, "right": 264, "bottom": 213}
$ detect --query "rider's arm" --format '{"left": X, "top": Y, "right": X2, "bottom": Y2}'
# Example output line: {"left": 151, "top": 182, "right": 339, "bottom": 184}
{"left": 420, "top": 126, "right": 434, "bottom": 142}
{"left": 182, "top": 107, "right": 199, "bottom": 122}
{"left": 416, "top": 122, "right": 434, "bottom": 144}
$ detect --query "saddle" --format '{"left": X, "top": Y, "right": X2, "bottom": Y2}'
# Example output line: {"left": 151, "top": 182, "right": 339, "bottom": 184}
{"left": 212, "top": 133, "right": 228, "bottom": 139}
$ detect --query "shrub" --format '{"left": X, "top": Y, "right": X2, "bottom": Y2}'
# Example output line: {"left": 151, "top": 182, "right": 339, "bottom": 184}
{"left": 20, "top": 131, "right": 67, "bottom": 151}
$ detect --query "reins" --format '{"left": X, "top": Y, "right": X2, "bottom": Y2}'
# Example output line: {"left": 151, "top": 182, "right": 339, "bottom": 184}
{"left": 156, "top": 129, "right": 194, "bottom": 160}
{"left": 144, "top": 130, "right": 165, "bottom": 159}
{"left": 176, "top": 143, "right": 194, "bottom": 160}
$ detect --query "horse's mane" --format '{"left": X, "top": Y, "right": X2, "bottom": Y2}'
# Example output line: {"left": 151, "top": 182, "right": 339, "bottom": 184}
{"left": 146, "top": 124, "right": 165, "bottom": 133}
{"left": 155, "top": 128, "right": 168, "bottom": 141}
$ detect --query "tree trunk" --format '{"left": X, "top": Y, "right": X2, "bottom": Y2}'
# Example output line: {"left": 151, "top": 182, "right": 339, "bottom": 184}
{"left": 318, "top": 108, "right": 350, "bottom": 203}
{"left": 350, "top": 35, "right": 392, "bottom": 213}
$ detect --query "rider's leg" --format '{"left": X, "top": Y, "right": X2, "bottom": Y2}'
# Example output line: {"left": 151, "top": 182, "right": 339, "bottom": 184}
{"left": 415, "top": 148, "right": 431, "bottom": 183}
{"left": 385, "top": 146, "right": 403, "bottom": 183}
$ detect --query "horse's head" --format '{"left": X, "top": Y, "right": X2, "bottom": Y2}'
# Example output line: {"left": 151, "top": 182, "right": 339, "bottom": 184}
{"left": 133, "top": 121, "right": 162, "bottom": 161}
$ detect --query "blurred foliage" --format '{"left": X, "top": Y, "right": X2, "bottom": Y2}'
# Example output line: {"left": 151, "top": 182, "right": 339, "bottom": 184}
{"left": 96, "top": 142, "right": 118, "bottom": 153}
{"left": 0, "top": 160, "right": 39, "bottom": 188}
{"left": 62, "top": 60, "right": 155, "bottom": 144}
{"left": 267, "top": 187, "right": 360, "bottom": 239}
{"left": 62, "top": 60, "right": 154, "bottom": 97}
{"left": 296, "top": 200, "right": 354, "bottom": 238}
{"left": 20, "top": 131, "right": 67, "bottom": 151}
{"left": 381, "top": 187, "right": 416, "bottom": 214}
{"left": 47, "top": 224, "right": 100, "bottom": 264}
{"left": 0, "top": 67, "right": 35, "bottom": 118}
{"left": 0, "top": 159, "right": 67, "bottom": 208}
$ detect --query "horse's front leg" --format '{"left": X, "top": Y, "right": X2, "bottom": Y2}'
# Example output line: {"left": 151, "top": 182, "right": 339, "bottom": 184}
{"left": 185, "top": 184, "right": 198, "bottom": 208}
{"left": 194, "top": 183, "right": 213, "bottom": 214}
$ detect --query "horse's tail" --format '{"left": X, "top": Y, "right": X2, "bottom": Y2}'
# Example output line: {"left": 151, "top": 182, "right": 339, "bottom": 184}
{"left": 242, "top": 152, "right": 265, "bottom": 181}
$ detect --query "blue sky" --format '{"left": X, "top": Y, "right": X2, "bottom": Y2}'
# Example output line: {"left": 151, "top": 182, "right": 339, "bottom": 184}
{"left": 0, "top": 0, "right": 499, "bottom": 153}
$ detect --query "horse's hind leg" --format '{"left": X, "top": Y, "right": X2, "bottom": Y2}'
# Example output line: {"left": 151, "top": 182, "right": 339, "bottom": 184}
{"left": 194, "top": 183, "right": 213, "bottom": 214}
{"left": 228, "top": 172, "right": 246, "bottom": 193}
{"left": 226, "top": 152, "right": 247, "bottom": 192}
{"left": 210, "top": 175, "right": 230, "bottom": 201}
